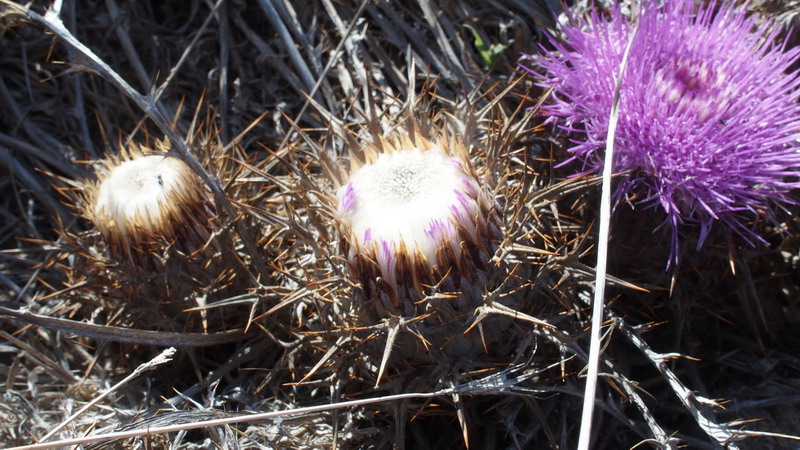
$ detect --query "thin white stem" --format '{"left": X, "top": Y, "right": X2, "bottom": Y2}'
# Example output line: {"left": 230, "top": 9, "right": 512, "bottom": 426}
{"left": 576, "top": 14, "right": 641, "bottom": 450}
{"left": 15, "top": 388, "right": 451, "bottom": 450}
{"left": 38, "top": 348, "right": 176, "bottom": 443}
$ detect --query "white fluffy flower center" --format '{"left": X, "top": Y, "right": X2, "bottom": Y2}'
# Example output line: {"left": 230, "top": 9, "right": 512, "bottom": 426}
{"left": 338, "top": 147, "right": 479, "bottom": 267}
{"left": 94, "top": 155, "right": 187, "bottom": 232}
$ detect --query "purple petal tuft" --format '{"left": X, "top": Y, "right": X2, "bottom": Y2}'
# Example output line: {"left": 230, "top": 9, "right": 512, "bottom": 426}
{"left": 528, "top": 0, "right": 800, "bottom": 262}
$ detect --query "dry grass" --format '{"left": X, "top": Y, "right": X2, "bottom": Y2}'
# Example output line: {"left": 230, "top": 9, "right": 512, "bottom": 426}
{"left": 1, "top": 0, "right": 800, "bottom": 448}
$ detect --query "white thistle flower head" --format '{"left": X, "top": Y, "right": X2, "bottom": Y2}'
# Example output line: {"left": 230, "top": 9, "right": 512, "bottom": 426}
{"left": 336, "top": 126, "right": 497, "bottom": 311}
{"left": 83, "top": 144, "right": 216, "bottom": 267}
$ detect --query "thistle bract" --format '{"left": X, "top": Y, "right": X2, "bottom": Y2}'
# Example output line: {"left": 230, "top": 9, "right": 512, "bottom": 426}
{"left": 531, "top": 0, "right": 800, "bottom": 257}
{"left": 83, "top": 146, "right": 216, "bottom": 266}
{"left": 336, "top": 127, "right": 496, "bottom": 311}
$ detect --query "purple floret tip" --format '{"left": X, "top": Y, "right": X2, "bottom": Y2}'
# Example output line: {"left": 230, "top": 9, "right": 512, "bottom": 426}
{"left": 340, "top": 183, "right": 356, "bottom": 214}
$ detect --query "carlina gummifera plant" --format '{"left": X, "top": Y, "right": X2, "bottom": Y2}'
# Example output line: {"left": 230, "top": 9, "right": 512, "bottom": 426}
{"left": 334, "top": 118, "right": 500, "bottom": 318}
{"left": 81, "top": 142, "right": 217, "bottom": 268}
{"left": 49, "top": 113, "right": 278, "bottom": 343}
{"left": 279, "top": 92, "right": 623, "bottom": 446}
{"left": 528, "top": 0, "right": 800, "bottom": 262}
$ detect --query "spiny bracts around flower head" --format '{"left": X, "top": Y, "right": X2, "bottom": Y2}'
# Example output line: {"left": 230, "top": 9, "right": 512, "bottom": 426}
{"left": 335, "top": 120, "right": 500, "bottom": 317}
{"left": 81, "top": 143, "right": 216, "bottom": 268}
{"left": 281, "top": 88, "right": 609, "bottom": 446}
{"left": 529, "top": 0, "right": 800, "bottom": 262}
{"left": 52, "top": 113, "right": 286, "bottom": 346}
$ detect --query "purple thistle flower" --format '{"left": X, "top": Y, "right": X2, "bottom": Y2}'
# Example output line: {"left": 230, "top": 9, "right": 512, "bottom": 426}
{"left": 528, "top": 0, "right": 800, "bottom": 260}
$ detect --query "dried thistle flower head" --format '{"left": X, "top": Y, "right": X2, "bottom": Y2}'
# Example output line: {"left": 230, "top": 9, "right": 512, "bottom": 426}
{"left": 83, "top": 145, "right": 216, "bottom": 266}
{"left": 529, "top": 0, "right": 800, "bottom": 261}
{"left": 336, "top": 124, "right": 497, "bottom": 312}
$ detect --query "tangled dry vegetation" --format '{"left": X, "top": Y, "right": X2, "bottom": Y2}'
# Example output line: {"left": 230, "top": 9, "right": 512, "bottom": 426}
{"left": 1, "top": 0, "right": 800, "bottom": 448}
